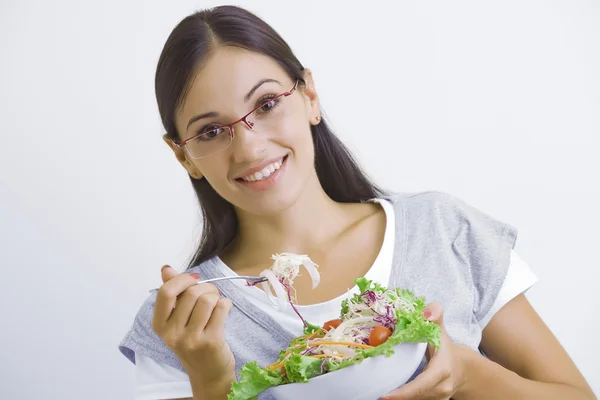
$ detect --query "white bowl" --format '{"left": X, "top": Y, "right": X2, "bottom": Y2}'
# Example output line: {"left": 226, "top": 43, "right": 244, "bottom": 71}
{"left": 267, "top": 342, "right": 427, "bottom": 400}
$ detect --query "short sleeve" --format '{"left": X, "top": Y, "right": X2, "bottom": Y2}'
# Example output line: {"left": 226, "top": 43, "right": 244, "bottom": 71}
{"left": 396, "top": 191, "right": 519, "bottom": 331}
{"left": 118, "top": 293, "right": 186, "bottom": 374}
{"left": 134, "top": 354, "right": 193, "bottom": 400}
{"left": 478, "top": 249, "right": 538, "bottom": 329}
{"left": 441, "top": 193, "right": 519, "bottom": 324}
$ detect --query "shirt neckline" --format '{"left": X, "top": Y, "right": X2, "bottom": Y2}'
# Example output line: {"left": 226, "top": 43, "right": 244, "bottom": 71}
{"left": 214, "top": 198, "right": 396, "bottom": 309}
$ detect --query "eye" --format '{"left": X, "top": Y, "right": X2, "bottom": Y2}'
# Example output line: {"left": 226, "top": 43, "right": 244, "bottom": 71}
{"left": 260, "top": 99, "right": 276, "bottom": 111}
{"left": 196, "top": 127, "right": 226, "bottom": 142}
{"left": 256, "top": 97, "right": 281, "bottom": 115}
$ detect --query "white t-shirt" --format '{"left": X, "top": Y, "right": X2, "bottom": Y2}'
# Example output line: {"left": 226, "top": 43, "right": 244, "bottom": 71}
{"left": 133, "top": 199, "right": 537, "bottom": 399}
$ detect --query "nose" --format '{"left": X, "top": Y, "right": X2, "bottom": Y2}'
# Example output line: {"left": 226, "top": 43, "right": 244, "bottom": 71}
{"left": 230, "top": 121, "right": 266, "bottom": 164}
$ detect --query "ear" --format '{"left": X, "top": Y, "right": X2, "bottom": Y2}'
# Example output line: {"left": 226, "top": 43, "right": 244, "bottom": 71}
{"left": 301, "top": 69, "right": 321, "bottom": 125}
{"left": 162, "top": 134, "right": 204, "bottom": 180}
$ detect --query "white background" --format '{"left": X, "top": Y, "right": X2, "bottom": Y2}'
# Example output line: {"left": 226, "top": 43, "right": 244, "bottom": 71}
{"left": 1, "top": 0, "right": 598, "bottom": 398}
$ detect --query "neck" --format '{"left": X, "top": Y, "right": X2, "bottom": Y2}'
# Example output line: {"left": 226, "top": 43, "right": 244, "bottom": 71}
{"left": 227, "top": 173, "right": 360, "bottom": 266}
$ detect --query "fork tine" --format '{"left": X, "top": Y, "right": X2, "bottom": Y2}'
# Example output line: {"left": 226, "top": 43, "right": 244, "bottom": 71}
{"left": 247, "top": 276, "right": 268, "bottom": 283}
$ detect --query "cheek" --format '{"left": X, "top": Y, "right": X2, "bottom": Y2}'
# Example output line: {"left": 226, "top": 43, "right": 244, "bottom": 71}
{"left": 196, "top": 158, "right": 229, "bottom": 187}
{"left": 276, "top": 116, "right": 314, "bottom": 157}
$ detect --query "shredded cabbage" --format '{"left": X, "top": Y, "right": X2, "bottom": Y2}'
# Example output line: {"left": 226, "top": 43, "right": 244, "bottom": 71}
{"left": 258, "top": 253, "right": 320, "bottom": 310}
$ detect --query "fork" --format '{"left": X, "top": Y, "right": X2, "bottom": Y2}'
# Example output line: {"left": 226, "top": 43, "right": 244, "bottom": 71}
{"left": 148, "top": 275, "right": 268, "bottom": 293}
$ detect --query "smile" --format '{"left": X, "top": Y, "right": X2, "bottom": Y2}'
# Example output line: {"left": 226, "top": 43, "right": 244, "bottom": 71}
{"left": 240, "top": 157, "right": 285, "bottom": 182}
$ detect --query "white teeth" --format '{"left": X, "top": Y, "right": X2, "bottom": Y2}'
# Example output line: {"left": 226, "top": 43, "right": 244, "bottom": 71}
{"left": 241, "top": 158, "right": 284, "bottom": 182}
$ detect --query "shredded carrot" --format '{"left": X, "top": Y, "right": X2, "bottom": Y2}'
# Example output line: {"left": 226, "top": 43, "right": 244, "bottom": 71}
{"left": 296, "top": 331, "right": 324, "bottom": 341}
{"left": 309, "top": 353, "right": 348, "bottom": 358}
{"left": 268, "top": 362, "right": 283, "bottom": 371}
{"left": 278, "top": 349, "right": 294, "bottom": 361}
{"left": 267, "top": 358, "right": 288, "bottom": 371}
{"left": 307, "top": 340, "right": 373, "bottom": 349}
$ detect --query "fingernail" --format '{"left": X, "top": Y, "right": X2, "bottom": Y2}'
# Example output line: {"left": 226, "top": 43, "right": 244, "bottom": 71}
{"left": 380, "top": 397, "right": 391, "bottom": 400}
{"left": 424, "top": 310, "right": 432, "bottom": 320}
{"left": 161, "top": 265, "right": 169, "bottom": 272}
{"left": 190, "top": 273, "right": 200, "bottom": 280}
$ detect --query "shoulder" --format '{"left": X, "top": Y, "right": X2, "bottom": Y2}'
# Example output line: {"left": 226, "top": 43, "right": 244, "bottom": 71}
{"left": 385, "top": 190, "right": 517, "bottom": 246}
{"left": 386, "top": 190, "right": 480, "bottom": 215}
{"left": 383, "top": 190, "right": 466, "bottom": 219}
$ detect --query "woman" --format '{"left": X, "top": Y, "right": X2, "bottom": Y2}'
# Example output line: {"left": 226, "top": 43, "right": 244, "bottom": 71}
{"left": 119, "top": 5, "right": 595, "bottom": 400}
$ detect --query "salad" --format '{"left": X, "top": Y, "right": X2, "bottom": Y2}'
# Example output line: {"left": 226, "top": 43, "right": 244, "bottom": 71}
{"left": 227, "top": 253, "right": 441, "bottom": 400}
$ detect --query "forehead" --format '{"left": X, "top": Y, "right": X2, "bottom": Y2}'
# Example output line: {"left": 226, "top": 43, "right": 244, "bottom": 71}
{"left": 179, "top": 47, "right": 289, "bottom": 118}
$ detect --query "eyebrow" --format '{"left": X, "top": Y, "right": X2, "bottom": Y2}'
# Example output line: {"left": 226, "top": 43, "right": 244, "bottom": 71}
{"left": 244, "top": 78, "right": 281, "bottom": 101}
{"left": 186, "top": 111, "right": 218, "bottom": 130}
{"left": 186, "top": 78, "right": 282, "bottom": 130}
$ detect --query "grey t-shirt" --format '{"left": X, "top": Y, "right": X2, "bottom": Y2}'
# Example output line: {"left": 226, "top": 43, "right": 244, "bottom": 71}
{"left": 119, "top": 191, "right": 517, "bottom": 398}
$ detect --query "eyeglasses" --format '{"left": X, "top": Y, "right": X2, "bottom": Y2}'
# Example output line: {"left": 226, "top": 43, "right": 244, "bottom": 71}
{"left": 174, "top": 81, "right": 299, "bottom": 159}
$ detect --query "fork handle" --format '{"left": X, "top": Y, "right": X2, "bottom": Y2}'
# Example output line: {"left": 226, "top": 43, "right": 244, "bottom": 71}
{"left": 148, "top": 275, "right": 265, "bottom": 293}
{"left": 197, "top": 276, "right": 264, "bottom": 284}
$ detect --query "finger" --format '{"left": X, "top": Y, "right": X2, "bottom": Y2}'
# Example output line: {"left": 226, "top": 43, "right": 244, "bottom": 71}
{"left": 423, "top": 302, "right": 445, "bottom": 327}
{"left": 161, "top": 265, "right": 179, "bottom": 283}
{"left": 426, "top": 329, "right": 447, "bottom": 361}
{"left": 169, "top": 283, "right": 220, "bottom": 328}
{"left": 185, "top": 291, "right": 221, "bottom": 334}
{"left": 426, "top": 335, "right": 448, "bottom": 364}
{"left": 202, "top": 297, "right": 233, "bottom": 337}
{"left": 423, "top": 302, "right": 446, "bottom": 360}
{"left": 426, "top": 342, "right": 436, "bottom": 361}
{"left": 153, "top": 273, "right": 201, "bottom": 331}
{"left": 382, "top": 365, "right": 445, "bottom": 400}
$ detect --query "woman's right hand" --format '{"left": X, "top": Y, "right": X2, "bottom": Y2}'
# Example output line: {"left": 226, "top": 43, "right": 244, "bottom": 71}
{"left": 152, "top": 265, "right": 236, "bottom": 398}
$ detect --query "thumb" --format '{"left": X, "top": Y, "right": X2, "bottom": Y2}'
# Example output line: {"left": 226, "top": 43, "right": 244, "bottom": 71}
{"left": 423, "top": 302, "right": 446, "bottom": 360}
{"left": 161, "top": 265, "right": 179, "bottom": 283}
{"left": 423, "top": 302, "right": 445, "bottom": 327}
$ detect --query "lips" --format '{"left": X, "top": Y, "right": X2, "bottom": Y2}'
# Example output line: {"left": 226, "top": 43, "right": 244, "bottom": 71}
{"left": 240, "top": 158, "right": 284, "bottom": 182}
{"left": 235, "top": 155, "right": 288, "bottom": 181}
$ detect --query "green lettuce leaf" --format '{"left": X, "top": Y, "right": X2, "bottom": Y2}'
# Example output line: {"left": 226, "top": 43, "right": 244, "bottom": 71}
{"left": 393, "top": 288, "right": 426, "bottom": 310}
{"left": 355, "top": 277, "right": 385, "bottom": 294}
{"left": 340, "top": 298, "right": 350, "bottom": 315}
{"left": 284, "top": 353, "right": 324, "bottom": 383}
{"left": 326, "top": 354, "right": 366, "bottom": 372}
{"left": 303, "top": 321, "right": 322, "bottom": 335}
{"left": 227, "top": 362, "right": 284, "bottom": 400}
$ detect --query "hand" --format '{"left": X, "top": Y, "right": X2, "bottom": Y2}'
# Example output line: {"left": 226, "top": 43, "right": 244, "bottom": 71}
{"left": 382, "top": 303, "right": 466, "bottom": 400}
{"left": 152, "top": 265, "right": 236, "bottom": 394}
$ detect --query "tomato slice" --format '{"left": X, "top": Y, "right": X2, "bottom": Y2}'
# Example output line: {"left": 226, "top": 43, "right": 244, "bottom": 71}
{"left": 322, "top": 318, "right": 343, "bottom": 331}
{"left": 369, "top": 325, "right": 392, "bottom": 346}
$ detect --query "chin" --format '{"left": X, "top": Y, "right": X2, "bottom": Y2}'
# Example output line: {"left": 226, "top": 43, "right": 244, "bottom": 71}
{"left": 236, "top": 187, "right": 304, "bottom": 217}
{"left": 217, "top": 151, "right": 318, "bottom": 217}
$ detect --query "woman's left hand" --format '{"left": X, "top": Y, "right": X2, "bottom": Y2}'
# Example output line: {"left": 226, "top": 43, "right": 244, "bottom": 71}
{"left": 381, "top": 303, "right": 467, "bottom": 400}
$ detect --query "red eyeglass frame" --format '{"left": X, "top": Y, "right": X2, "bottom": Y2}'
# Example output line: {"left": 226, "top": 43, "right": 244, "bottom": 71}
{"left": 174, "top": 80, "right": 299, "bottom": 150}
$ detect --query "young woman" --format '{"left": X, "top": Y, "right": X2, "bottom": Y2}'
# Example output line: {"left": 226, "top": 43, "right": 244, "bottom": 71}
{"left": 119, "top": 5, "right": 595, "bottom": 400}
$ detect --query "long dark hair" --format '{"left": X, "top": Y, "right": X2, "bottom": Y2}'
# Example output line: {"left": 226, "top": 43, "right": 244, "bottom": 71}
{"left": 155, "top": 6, "right": 386, "bottom": 269}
